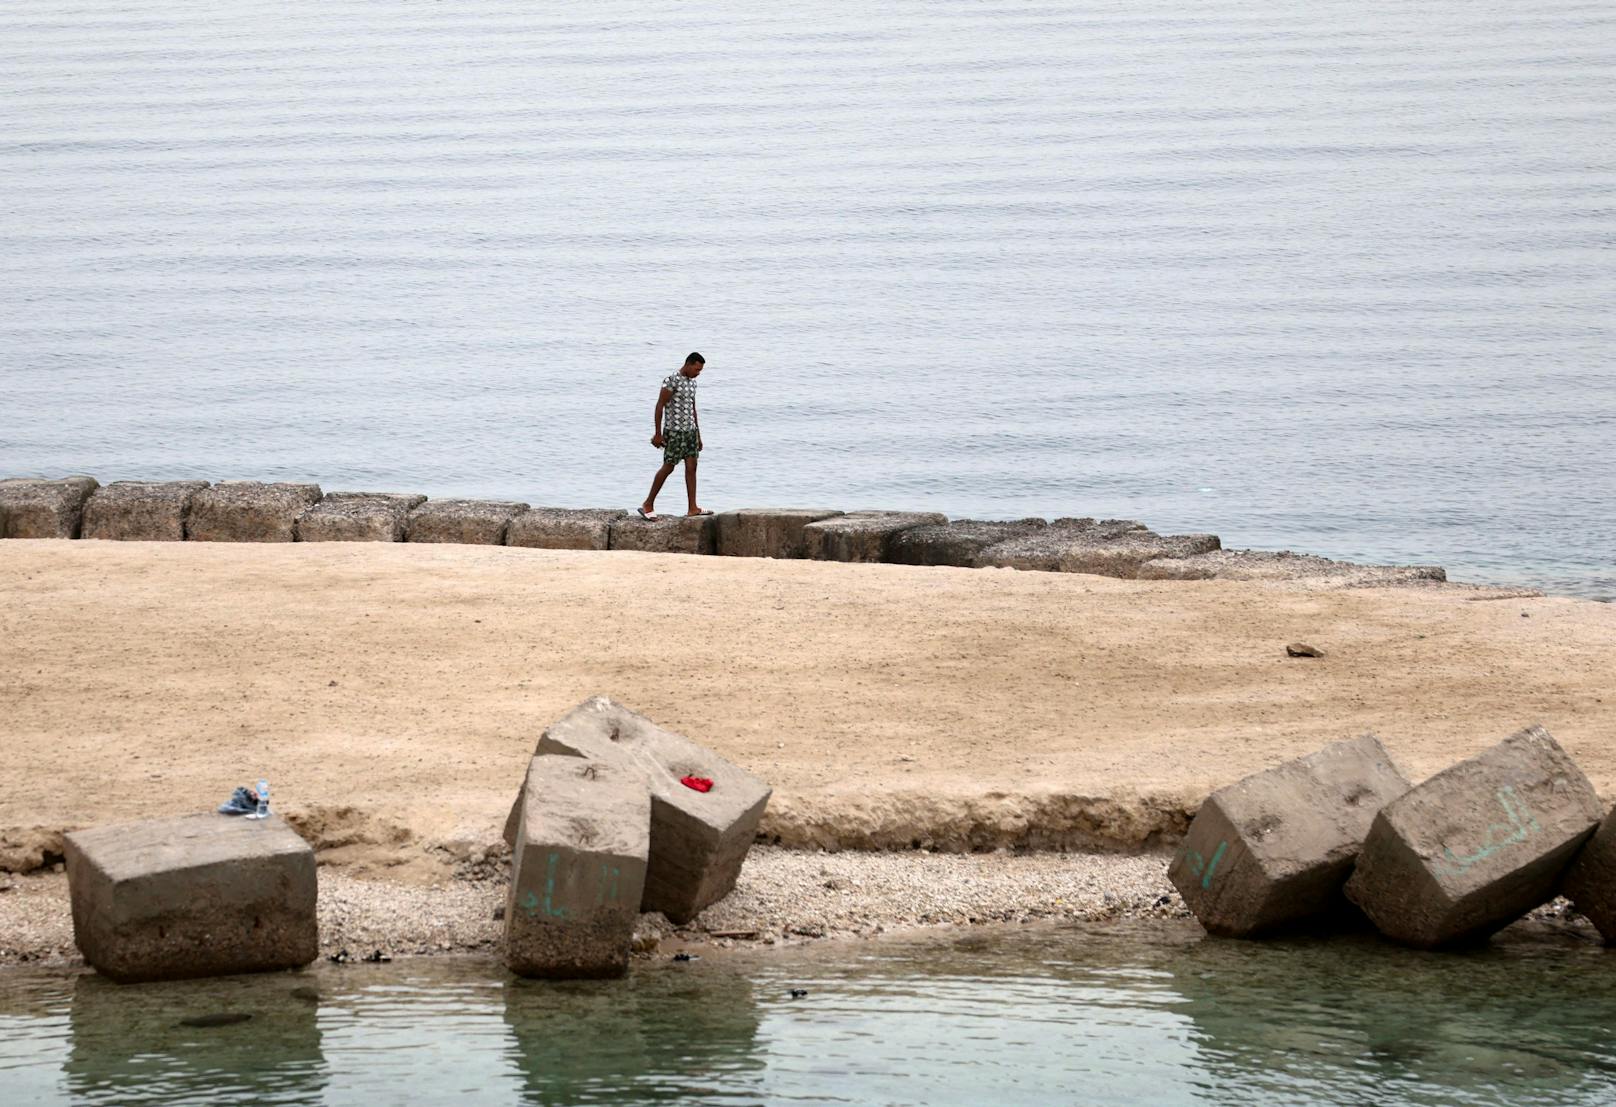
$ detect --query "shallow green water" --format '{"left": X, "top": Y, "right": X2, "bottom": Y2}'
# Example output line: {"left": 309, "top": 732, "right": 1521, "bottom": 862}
{"left": 2, "top": 921, "right": 1614, "bottom": 1106}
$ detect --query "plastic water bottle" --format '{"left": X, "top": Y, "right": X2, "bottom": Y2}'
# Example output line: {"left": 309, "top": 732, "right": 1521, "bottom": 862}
{"left": 248, "top": 779, "right": 270, "bottom": 820}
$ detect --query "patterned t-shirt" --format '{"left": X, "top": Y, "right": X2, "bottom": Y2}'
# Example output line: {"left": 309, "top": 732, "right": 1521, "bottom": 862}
{"left": 662, "top": 371, "right": 698, "bottom": 435}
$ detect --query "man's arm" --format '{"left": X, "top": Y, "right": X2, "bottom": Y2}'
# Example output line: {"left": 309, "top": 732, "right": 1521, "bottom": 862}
{"left": 652, "top": 387, "right": 672, "bottom": 445}
{"left": 693, "top": 396, "right": 701, "bottom": 447}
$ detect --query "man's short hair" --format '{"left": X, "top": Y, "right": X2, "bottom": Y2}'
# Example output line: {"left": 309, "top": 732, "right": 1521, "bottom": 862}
{"left": 685, "top": 352, "right": 705, "bottom": 365}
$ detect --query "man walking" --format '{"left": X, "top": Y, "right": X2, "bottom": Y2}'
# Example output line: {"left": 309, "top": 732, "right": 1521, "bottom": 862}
{"left": 638, "top": 352, "right": 710, "bottom": 519}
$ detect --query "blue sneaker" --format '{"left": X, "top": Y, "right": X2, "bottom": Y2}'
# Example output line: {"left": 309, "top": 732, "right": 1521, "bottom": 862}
{"left": 217, "top": 786, "right": 257, "bottom": 815}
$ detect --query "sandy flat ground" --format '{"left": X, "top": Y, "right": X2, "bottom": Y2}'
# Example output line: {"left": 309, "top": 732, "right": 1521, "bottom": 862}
{"left": 2, "top": 541, "right": 1614, "bottom": 872}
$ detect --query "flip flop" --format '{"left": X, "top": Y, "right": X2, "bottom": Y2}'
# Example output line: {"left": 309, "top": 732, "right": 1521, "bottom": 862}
{"left": 636, "top": 507, "right": 659, "bottom": 521}
{"left": 687, "top": 509, "right": 714, "bottom": 517}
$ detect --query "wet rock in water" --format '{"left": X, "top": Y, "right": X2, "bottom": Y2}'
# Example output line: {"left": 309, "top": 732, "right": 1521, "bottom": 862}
{"left": 0, "top": 475, "right": 99, "bottom": 539}
{"left": 507, "top": 507, "right": 628, "bottom": 551}
{"left": 503, "top": 696, "right": 772, "bottom": 925}
{"left": 289, "top": 987, "right": 320, "bottom": 1003}
{"left": 1559, "top": 807, "right": 1616, "bottom": 943}
{"left": 1345, "top": 725, "right": 1602, "bottom": 948}
{"left": 505, "top": 755, "right": 650, "bottom": 980}
{"left": 1286, "top": 643, "right": 1325, "bottom": 658}
{"left": 1138, "top": 548, "right": 1447, "bottom": 587}
{"left": 1169, "top": 734, "right": 1411, "bottom": 938}
{"left": 177, "top": 1012, "right": 253, "bottom": 1028}
{"left": 296, "top": 491, "right": 426, "bottom": 542}
{"left": 714, "top": 508, "right": 845, "bottom": 559}
{"left": 802, "top": 510, "right": 949, "bottom": 563}
{"left": 975, "top": 517, "right": 1220, "bottom": 577}
{"left": 886, "top": 518, "right": 1050, "bottom": 568}
{"left": 186, "top": 481, "right": 322, "bottom": 542}
{"left": 607, "top": 512, "right": 718, "bottom": 554}
{"left": 64, "top": 813, "right": 318, "bottom": 983}
{"left": 405, "top": 499, "right": 527, "bottom": 545}
{"left": 81, "top": 480, "right": 210, "bottom": 541}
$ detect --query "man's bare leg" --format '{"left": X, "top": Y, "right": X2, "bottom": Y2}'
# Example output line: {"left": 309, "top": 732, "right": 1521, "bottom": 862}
{"left": 642, "top": 461, "right": 677, "bottom": 515}
{"left": 684, "top": 456, "right": 702, "bottom": 515}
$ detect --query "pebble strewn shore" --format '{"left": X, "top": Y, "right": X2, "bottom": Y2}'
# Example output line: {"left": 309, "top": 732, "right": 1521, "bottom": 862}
{"left": 0, "top": 848, "right": 1187, "bottom": 967}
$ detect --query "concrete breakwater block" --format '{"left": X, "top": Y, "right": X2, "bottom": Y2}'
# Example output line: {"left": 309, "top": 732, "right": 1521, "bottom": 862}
{"left": 296, "top": 491, "right": 427, "bottom": 542}
{"left": 714, "top": 508, "right": 844, "bottom": 559}
{"left": 0, "top": 475, "right": 99, "bottom": 538}
{"left": 976, "top": 518, "right": 1221, "bottom": 577}
{"left": 1344, "top": 725, "right": 1602, "bottom": 948}
{"left": 1138, "top": 548, "right": 1447, "bottom": 587}
{"left": 503, "top": 697, "right": 772, "bottom": 924}
{"left": 608, "top": 513, "right": 718, "bottom": 555}
{"left": 802, "top": 510, "right": 948, "bottom": 563}
{"left": 886, "top": 518, "right": 1049, "bottom": 568}
{"left": 63, "top": 813, "right": 317, "bottom": 983}
{"left": 81, "top": 480, "right": 210, "bottom": 542}
{"left": 405, "top": 499, "right": 527, "bottom": 544}
{"left": 1169, "top": 735, "right": 1411, "bottom": 938}
{"left": 1563, "top": 808, "right": 1616, "bottom": 943}
{"left": 505, "top": 755, "right": 650, "bottom": 979}
{"left": 186, "top": 481, "right": 322, "bottom": 542}
{"left": 507, "top": 507, "right": 627, "bottom": 551}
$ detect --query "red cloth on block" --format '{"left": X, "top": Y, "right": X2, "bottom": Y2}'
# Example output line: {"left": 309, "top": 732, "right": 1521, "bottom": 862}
{"left": 681, "top": 775, "right": 714, "bottom": 793}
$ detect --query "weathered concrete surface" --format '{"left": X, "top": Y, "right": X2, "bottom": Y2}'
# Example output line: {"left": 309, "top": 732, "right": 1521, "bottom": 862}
{"left": 1344, "top": 725, "right": 1602, "bottom": 948}
{"left": 81, "top": 481, "right": 210, "bottom": 542}
{"left": 186, "top": 481, "right": 323, "bottom": 542}
{"left": 503, "top": 697, "right": 771, "bottom": 924}
{"left": 802, "top": 511, "right": 949, "bottom": 563}
{"left": 296, "top": 492, "right": 427, "bottom": 542}
{"left": 608, "top": 513, "right": 718, "bottom": 555}
{"left": 1168, "top": 735, "right": 1411, "bottom": 937}
{"left": 505, "top": 755, "right": 650, "bottom": 979}
{"left": 887, "top": 518, "right": 1050, "bottom": 568}
{"left": 714, "top": 508, "right": 844, "bottom": 559}
{"left": 1139, "top": 548, "right": 1447, "bottom": 588}
{"left": 63, "top": 813, "right": 317, "bottom": 983}
{"left": 507, "top": 508, "right": 627, "bottom": 551}
{"left": 0, "top": 476, "right": 99, "bottom": 539}
{"left": 1560, "top": 807, "right": 1616, "bottom": 943}
{"left": 405, "top": 499, "right": 527, "bottom": 545}
{"left": 977, "top": 518, "right": 1221, "bottom": 577}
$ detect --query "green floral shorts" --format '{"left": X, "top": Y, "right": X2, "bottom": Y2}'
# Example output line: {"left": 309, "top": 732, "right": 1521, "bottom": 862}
{"left": 663, "top": 429, "right": 701, "bottom": 464}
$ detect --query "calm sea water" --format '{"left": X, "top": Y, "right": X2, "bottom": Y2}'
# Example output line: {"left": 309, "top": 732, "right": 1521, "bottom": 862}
{"left": 3, "top": 923, "right": 1615, "bottom": 1106}
{"left": 2, "top": 1, "right": 1612, "bottom": 595}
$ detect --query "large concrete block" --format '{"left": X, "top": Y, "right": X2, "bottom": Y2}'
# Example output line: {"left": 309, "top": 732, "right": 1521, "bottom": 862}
{"left": 1344, "top": 725, "right": 1602, "bottom": 948}
{"left": 81, "top": 480, "right": 210, "bottom": 541}
{"left": 886, "top": 518, "right": 1049, "bottom": 568}
{"left": 0, "top": 475, "right": 99, "bottom": 538}
{"left": 802, "top": 510, "right": 948, "bottom": 563}
{"left": 186, "top": 481, "right": 322, "bottom": 542}
{"left": 1138, "top": 548, "right": 1446, "bottom": 587}
{"left": 503, "top": 697, "right": 772, "bottom": 924}
{"left": 405, "top": 499, "right": 527, "bottom": 544}
{"left": 1168, "top": 735, "right": 1411, "bottom": 937}
{"left": 296, "top": 491, "right": 427, "bottom": 542}
{"left": 608, "top": 513, "right": 717, "bottom": 555}
{"left": 505, "top": 755, "right": 650, "bottom": 979}
{"left": 976, "top": 517, "right": 1220, "bottom": 577}
{"left": 714, "top": 508, "right": 845, "bottom": 559}
{"left": 507, "top": 507, "right": 627, "bottom": 551}
{"left": 1556, "top": 807, "right": 1616, "bottom": 943}
{"left": 63, "top": 813, "right": 317, "bottom": 983}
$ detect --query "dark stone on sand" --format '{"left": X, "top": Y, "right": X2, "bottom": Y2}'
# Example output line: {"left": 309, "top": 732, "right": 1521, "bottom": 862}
{"left": 1286, "top": 643, "right": 1325, "bottom": 658}
{"left": 1344, "top": 725, "right": 1601, "bottom": 948}
{"left": 0, "top": 476, "right": 100, "bottom": 539}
